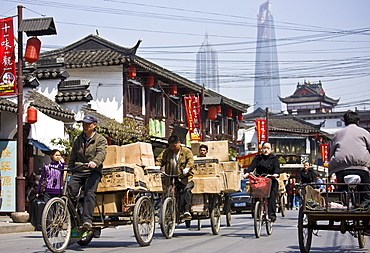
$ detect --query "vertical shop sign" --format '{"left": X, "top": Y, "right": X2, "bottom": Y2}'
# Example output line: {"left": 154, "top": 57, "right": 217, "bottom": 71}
{"left": 0, "top": 141, "right": 17, "bottom": 212}
{"left": 254, "top": 119, "right": 267, "bottom": 149}
{"left": 320, "top": 144, "right": 329, "bottom": 167}
{"left": 184, "top": 96, "right": 201, "bottom": 141}
{"left": 0, "top": 17, "right": 16, "bottom": 96}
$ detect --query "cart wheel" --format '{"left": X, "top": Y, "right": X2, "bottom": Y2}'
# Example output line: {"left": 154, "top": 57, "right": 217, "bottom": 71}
{"left": 77, "top": 231, "right": 94, "bottom": 246}
{"left": 160, "top": 197, "right": 176, "bottom": 239}
{"left": 210, "top": 203, "right": 221, "bottom": 235}
{"left": 41, "top": 197, "right": 71, "bottom": 253}
{"left": 253, "top": 200, "right": 262, "bottom": 238}
{"left": 185, "top": 220, "right": 191, "bottom": 228}
{"left": 133, "top": 196, "right": 155, "bottom": 246}
{"left": 298, "top": 206, "right": 313, "bottom": 253}
{"left": 225, "top": 196, "right": 232, "bottom": 227}
{"left": 280, "top": 195, "right": 286, "bottom": 217}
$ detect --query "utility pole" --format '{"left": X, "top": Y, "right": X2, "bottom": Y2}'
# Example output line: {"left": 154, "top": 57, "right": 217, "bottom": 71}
{"left": 266, "top": 107, "right": 269, "bottom": 142}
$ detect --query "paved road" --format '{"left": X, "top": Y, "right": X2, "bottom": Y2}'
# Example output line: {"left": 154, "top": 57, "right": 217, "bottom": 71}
{"left": 1, "top": 209, "right": 369, "bottom": 253}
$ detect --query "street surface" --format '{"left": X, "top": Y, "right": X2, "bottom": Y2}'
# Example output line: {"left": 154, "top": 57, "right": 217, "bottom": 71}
{"left": 0, "top": 209, "right": 369, "bottom": 253}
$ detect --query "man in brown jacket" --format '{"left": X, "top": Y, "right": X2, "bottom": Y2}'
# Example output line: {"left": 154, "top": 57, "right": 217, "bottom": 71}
{"left": 156, "top": 135, "right": 194, "bottom": 218}
{"left": 68, "top": 114, "right": 107, "bottom": 230}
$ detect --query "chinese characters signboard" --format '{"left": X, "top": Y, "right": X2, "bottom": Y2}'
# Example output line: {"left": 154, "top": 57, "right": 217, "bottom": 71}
{"left": 254, "top": 119, "right": 267, "bottom": 149}
{"left": 0, "top": 17, "right": 16, "bottom": 96}
{"left": 184, "top": 96, "right": 201, "bottom": 141}
{"left": 0, "top": 141, "right": 16, "bottom": 212}
{"left": 320, "top": 144, "right": 329, "bottom": 167}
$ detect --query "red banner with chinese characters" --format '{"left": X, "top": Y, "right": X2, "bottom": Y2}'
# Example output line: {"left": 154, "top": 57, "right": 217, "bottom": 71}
{"left": 184, "top": 96, "right": 201, "bottom": 141}
{"left": 254, "top": 119, "right": 267, "bottom": 148}
{"left": 320, "top": 144, "right": 329, "bottom": 167}
{"left": 0, "top": 17, "right": 16, "bottom": 96}
{"left": 237, "top": 152, "right": 261, "bottom": 168}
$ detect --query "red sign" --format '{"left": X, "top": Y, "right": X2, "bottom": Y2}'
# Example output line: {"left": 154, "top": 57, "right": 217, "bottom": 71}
{"left": 184, "top": 96, "right": 201, "bottom": 141}
{"left": 254, "top": 119, "right": 267, "bottom": 149}
{"left": 237, "top": 152, "right": 261, "bottom": 168}
{"left": 0, "top": 17, "right": 16, "bottom": 96}
{"left": 320, "top": 144, "right": 329, "bottom": 167}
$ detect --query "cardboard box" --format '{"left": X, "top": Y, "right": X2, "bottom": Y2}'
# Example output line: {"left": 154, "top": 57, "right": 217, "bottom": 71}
{"left": 192, "top": 162, "right": 220, "bottom": 176}
{"left": 144, "top": 172, "right": 163, "bottom": 192}
{"left": 103, "top": 145, "right": 125, "bottom": 167}
{"left": 191, "top": 141, "right": 229, "bottom": 162}
{"left": 121, "top": 142, "right": 155, "bottom": 167}
{"left": 94, "top": 193, "right": 122, "bottom": 214}
{"left": 220, "top": 161, "right": 240, "bottom": 172}
{"left": 97, "top": 166, "right": 135, "bottom": 192}
{"left": 192, "top": 176, "right": 222, "bottom": 194}
{"left": 220, "top": 171, "right": 241, "bottom": 193}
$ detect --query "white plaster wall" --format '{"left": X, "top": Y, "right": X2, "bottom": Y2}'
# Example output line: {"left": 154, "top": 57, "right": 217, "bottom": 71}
{"left": 67, "top": 66, "right": 125, "bottom": 122}
{"left": 304, "top": 117, "right": 344, "bottom": 135}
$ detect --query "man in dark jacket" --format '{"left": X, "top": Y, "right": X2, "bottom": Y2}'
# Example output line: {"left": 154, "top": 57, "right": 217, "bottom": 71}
{"left": 244, "top": 142, "right": 280, "bottom": 222}
{"left": 68, "top": 114, "right": 107, "bottom": 230}
{"left": 297, "top": 162, "right": 316, "bottom": 184}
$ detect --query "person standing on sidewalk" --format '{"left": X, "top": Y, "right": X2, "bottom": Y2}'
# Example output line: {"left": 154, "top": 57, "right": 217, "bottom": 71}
{"left": 68, "top": 114, "right": 107, "bottom": 230}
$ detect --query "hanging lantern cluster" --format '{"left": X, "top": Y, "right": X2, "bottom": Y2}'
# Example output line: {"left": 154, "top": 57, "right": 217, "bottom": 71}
{"left": 208, "top": 106, "right": 217, "bottom": 121}
{"left": 147, "top": 76, "right": 154, "bottom": 88}
{"left": 238, "top": 112, "right": 243, "bottom": 121}
{"left": 226, "top": 109, "right": 233, "bottom": 118}
{"left": 128, "top": 66, "right": 136, "bottom": 79}
{"left": 27, "top": 107, "right": 37, "bottom": 124}
{"left": 24, "top": 37, "right": 41, "bottom": 63}
{"left": 170, "top": 85, "right": 177, "bottom": 96}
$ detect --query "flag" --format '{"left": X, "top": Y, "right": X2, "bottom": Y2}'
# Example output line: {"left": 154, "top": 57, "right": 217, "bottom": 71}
{"left": 184, "top": 96, "right": 201, "bottom": 141}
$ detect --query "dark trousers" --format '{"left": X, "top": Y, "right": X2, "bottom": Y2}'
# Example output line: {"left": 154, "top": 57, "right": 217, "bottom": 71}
{"left": 69, "top": 171, "right": 101, "bottom": 224}
{"left": 268, "top": 178, "right": 278, "bottom": 219}
{"left": 287, "top": 193, "right": 294, "bottom": 210}
{"left": 336, "top": 169, "right": 370, "bottom": 203}
{"left": 176, "top": 180, "right": 194, "bottom": 213}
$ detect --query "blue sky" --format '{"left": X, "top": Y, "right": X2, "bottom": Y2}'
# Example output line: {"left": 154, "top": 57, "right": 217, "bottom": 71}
{"left": 2, "top": 0, "right": 370, "bottom": 112}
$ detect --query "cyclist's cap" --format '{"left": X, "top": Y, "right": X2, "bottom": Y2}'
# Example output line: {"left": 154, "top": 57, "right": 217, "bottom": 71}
{"left": 77, "top": 114, "right": 98, "bottom": 124}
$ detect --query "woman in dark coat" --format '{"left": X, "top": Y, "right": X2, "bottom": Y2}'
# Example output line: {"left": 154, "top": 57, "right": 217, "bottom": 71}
{"left": 244, "top": 142, "right": 280, "bottom": 222}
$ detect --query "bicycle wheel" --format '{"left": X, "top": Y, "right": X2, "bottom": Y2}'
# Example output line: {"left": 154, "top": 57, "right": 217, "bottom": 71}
{"left": 210, "top": 203, "right": 221, "bottom": 235}
{"left": 266, "top": 216, "right": 273, "bottom": 235}
{"left": 253, "top": 200, "right": 262, "bottom": 238}
{"left": 224, "top": 195, "right": 232, "bottom": 227}
{"left": 160, "top": 197, "right": 176, "bottom": 239}
{"left": 280, "top": 195, "right": 286, "bottom": 217}
{"left": 133, "top": 196, "right": 155, "bottom": 246}
{"left": 298, "top": 206, "right": 313, "bottom": 253}
{"left": 41, "top": 197, "right": 71, "bottom": 253}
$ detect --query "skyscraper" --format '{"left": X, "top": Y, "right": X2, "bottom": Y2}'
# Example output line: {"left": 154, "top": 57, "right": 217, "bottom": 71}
{"left": 254, "top": 0, "right": 281, "bottom": 112}
{"left": 196, "top": 33, "right": 219, "bottom": 92}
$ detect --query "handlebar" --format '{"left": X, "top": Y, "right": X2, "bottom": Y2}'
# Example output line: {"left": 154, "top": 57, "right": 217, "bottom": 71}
{"left": 161, "top": 172, "right": 179, "bottom": 178}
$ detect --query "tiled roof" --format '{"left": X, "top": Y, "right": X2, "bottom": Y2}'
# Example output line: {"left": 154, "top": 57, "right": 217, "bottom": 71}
{"left": 25, "top": 91, "right": 75, "bottom": 122}
{"left": 0, "top": 97, "right": 17, "bottom": 114}
{"left": 269, "top": 117, "right": 321, "bottom": 134}
{"left": 56, "top": 79, "right": 93, "bottom": 103}
{"left": 38, "top": 34, "right": 250, "bottom": 113}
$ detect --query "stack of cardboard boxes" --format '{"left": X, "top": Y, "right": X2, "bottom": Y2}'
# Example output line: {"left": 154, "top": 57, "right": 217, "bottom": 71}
{"left": 191, "top": 141, "right": 241, "bottom": 194}
{"left": 95, "top": 142, "right": 160, "bottom": 214}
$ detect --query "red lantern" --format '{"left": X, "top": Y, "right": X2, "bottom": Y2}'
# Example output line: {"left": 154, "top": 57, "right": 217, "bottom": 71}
{"left": 226, "top": 109, "right": 233, "bottom": 118}
{"left": 216, "top": 105, "right": 221, "bottom": 114}
{"left": 128, "top": 66, "right": 136, "bottom": 79}
{"left": 170, "top": 85, "right": 177, "bottom": 96}
{"left": 238, "top": 112, "right": 243, "bottom": 121}
{"left": 24, "top": 37, "right": 41, "bottom": 63}
{"left": 147, "top": 76, "right": 154, "bottom": 88}
{"left": 27, "top": 107, "right": 37, "bottom": 124}
{"left": 208, "top": 106, "right": 217, "bottom": 121}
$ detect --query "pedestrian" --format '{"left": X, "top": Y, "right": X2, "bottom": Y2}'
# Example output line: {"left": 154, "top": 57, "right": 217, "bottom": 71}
{"left": 243, "top": 142, "right": 280, "bottom": 222}
{"left": 292, "top": 178, "right": 300, "bottom": 209}
{"left": 285, "top": 178, "right": 295, "bottom": 210}
{"left": 68, "top": 114, "right": 108, "bottom": 230}
{"left": 297, "top": 162, "right": 316, "bottom": 184}
{"left": 35, "top": 149, "right": 65, "bottom": 201}
{"left": 315, "top": 174, "right": 325, "bottom": 192}
{"left": 329, "top": 110, "right": 370, "bottom": 203}
{"left": 156, "top": 135, "right": 194, "bottom": 218}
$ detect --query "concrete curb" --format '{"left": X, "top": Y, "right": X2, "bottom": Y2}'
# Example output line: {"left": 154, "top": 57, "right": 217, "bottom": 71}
{"left": 0, "top": 216, "right": 36, "bottom": 234}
